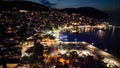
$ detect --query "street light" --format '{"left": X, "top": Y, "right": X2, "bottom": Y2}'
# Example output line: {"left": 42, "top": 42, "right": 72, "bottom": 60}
{"left": 91, "top": 43, "right": 94, "bottom": 45}
{"left": 65, "top": 39, "right": 68, "bottom": 42}
{"left": 104, "top": 49, "right": 108, "bottom": 51}
{"left": 74, "top": 38, "right": 77, "bottom": 42}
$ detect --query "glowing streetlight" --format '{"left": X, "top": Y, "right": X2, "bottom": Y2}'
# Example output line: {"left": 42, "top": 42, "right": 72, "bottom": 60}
{"left": 91, "top": 43, "right": 94, "bottom": 45}
{"left": 74, "top": 38, "right": 77, "bottom": 41}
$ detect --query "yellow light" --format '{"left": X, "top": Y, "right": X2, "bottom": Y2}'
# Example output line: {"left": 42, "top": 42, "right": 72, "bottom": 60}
{"left": 19, "top": 10, "right": 28, "bottom": 13}
{"left": 59, "top": 58, "right": 65, "bottom": 65}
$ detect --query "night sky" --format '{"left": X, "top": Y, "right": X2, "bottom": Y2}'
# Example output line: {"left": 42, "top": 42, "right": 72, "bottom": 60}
{"left": 24, "top": 0, "right": 120, "bottom": 10}
{"left": 3, "top": 0, "right": 120, "bottom": 10}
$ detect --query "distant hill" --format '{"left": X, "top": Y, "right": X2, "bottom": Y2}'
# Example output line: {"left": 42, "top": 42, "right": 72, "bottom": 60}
{"left": 0, "top": 1, "right": 108, "bottom": 19}
{"left": 0, "top": 1, "right": 50, "bottom": 11}
{"left": 60, "top": 7, "right": 108, "bottom": 19}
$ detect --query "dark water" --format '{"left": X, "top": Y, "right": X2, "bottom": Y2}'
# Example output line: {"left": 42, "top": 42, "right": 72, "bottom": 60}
{"left": 109, "top": 17, "right": 120, "bottom": 25}
{"left": 60, "top": 27, "right": 120, "bottom": 59}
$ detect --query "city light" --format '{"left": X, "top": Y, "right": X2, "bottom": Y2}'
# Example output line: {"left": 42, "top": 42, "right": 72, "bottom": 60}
{"left": 0, "top": 2, "right": 120, "bottom": 68}
{"left": 19, "top": 10, "right": 28, "bottom": 13}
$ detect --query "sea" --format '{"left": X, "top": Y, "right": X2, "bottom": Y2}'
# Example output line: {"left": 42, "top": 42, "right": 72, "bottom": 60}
{"left": 60, "top": 27, "right": 120, "bottom": 59}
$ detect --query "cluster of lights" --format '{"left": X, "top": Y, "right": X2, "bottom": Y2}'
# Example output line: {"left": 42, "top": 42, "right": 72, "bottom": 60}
{"left": 102, "top": 58, "right": 117, "bottom": 68}
{"left": 21, "top": 52, "right": 30, "bottom": 57}
{"left": 81, "top": 50, "right": 91, "bottom": 56}
{"left": 19, "top": 10, "right": 28, "bottom": 13}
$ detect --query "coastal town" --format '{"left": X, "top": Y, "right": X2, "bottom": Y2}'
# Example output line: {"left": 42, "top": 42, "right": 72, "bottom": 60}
{"left": 0, "top": 1, "right": 120, "bottom": 68}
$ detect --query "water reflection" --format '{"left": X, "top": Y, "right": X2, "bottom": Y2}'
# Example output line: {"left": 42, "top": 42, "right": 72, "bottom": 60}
{"left": 97, "top": 30, "right": 105, "bottom": 40}
{"left": 111, "top": 26, "right": 115, "bottom": 38}
{"left": 84, "top": 27, "right": 91, "bottom": 33}
{"left": 60, "top": 27, "right": 120, "bottom": 58}
{"left": 60, "top": 27, "right": 108, "bottom": 43}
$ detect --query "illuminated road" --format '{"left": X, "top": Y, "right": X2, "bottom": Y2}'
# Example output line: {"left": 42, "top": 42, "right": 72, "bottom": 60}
{"left": 60, "top": 42, "right": 120, "bottom": 68}
{"left": 1, "top": 42, "right": 120, "bottom": 68}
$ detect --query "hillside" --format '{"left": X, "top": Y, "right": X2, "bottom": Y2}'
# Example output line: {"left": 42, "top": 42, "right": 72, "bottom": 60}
{"left": 0, "top": 1, "right": 108, "bottom": 18}
{"left": 60, "top": 7, "right": 108, "bottom": 19}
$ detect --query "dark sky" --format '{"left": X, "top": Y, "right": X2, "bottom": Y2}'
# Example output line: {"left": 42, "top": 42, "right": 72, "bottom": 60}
{"left": 26, "top": 0, "right": 120, "bottom": 11}
{"left": 3, "top": 0, "right": 120, "bottom": 10}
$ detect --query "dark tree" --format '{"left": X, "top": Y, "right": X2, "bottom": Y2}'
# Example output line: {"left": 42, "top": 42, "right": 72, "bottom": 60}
{"left": 33, "top": 43, "right": 44, "bottom": 56}
{"left": 29, "top": 38, "right": 44, "bottom": 67}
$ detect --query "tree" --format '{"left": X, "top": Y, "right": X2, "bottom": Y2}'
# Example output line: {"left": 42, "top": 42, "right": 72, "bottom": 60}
{"left": 28, "top": 39, "right": 44, "bottom": 68}
{"left": 33, "top": 43, "right": 44, "bottom": 56}
{"left": 28, "top": 53, "right": 38, "bottom": 68}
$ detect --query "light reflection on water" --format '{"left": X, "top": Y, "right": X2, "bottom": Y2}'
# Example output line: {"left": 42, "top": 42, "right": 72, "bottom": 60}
{"left": 97, "top": 30, "right": 105, "bottom": 40}
{"left": 60, "top": 28, "right": 107, "bottom": 42}
{"left": 60, "top": 27, "right": 120, "bottom": 58}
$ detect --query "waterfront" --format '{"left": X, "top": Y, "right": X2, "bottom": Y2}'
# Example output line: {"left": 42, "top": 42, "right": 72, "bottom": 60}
{"left": 0, "top": 1, "right": 120, "bottom": 68}
{"left": 61, "top": 27, "right": 120, "bottom": 59}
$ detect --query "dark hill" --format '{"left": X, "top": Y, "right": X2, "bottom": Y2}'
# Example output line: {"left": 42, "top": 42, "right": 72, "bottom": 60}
{"left": 0, "top": 1, "right": 50, "bottom": 11}
{"left": 0, "top": 1, "right": 108, "bottom": 19}
{"left": 60, "top": 7, "right": 108, "bottom": 19}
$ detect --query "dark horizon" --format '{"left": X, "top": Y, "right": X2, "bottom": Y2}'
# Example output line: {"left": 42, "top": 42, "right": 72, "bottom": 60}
{"left": 2, "top": 0, "right": 120, "bottom": 11}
